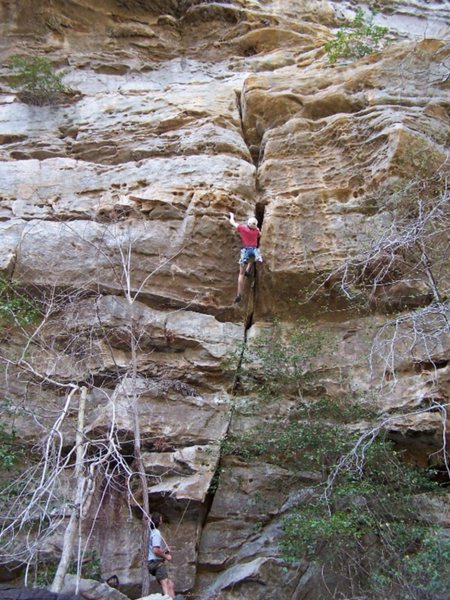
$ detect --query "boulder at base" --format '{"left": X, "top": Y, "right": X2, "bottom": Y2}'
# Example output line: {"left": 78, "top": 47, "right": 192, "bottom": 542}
{"left": 0, "top": 586, "right": 81, "bottom": 600}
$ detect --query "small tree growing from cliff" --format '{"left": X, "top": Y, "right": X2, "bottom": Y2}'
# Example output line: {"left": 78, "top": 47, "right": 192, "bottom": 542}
{"left": 325, "top": 8, "right": 389, "bottom": 63}
{"left": 9, "top": 55, "right": 73, "bottom": 105}
{"left": 282, "top": 430, "right": 449, "bottom": 599}
{"left": 230, "top": 319, "right": 327, "bottom": 401}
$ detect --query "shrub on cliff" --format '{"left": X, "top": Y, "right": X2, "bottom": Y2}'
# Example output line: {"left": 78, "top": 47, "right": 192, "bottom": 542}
{"left": 325, "top": 9, "right": 389, "bottom": 63}
{"left": 226, "top": 319, "right": 327, "bottom": 400}
{"left": 0, "top": 424, "right": 22, "bottom": 470}
{"left": 0, "top": 277, "right": 40, "bottom": 326}
{"left": 8, "top": 55, "right": 74, "bottom": 105}
{"left": 223, "top": 321, "right": 448, "bottom": 599}
{"left": 282, "top": 434, "right": 448, "bottom": 599}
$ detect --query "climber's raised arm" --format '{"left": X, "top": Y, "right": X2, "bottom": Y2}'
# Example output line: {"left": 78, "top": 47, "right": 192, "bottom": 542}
{"left": 229, "top": 212, "right": 238, "bottom": 229}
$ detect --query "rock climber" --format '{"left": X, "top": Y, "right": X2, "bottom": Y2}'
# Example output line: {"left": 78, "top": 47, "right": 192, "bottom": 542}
{"left": 228, "top": 212, "right": 263, "bottom": 303}
{"left": 147, "top": 512, "right": 176, "bottom": 599}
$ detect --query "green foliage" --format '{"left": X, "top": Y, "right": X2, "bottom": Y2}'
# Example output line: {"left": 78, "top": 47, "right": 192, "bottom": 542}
{"left": 0, "top": 278, "right": 40, "bottom": 326}
{"left": 232, "top": 320, "right": 327, "bottom": 400}
{"left": 9, "top": 55, "right": 70, "bottom": 105}
{"left": 34, "top": 551, "right": 102, "bottom": 587}
{"left": 325, "top": 9, "right": 389, "bottom": 63}
{"left": 0, "top": 424, "right": 22, "bottom": 470}
{"left": 364, "top": 526, "right": 450, "bottom": 598}
{"left": 208, "top": 466, "right": 223, "bottom": 494}
{"left": 397, "top": 533, "right": 450, "bottom": 598}
{"left": 222, "top": 420, "right": 355, "bottom": 471}
{"left": 223, "top": 322, "right": 374, "bottom": 473}
{"left": 222, "top": 293, "right": 447, "bottom": 599}
{"left": 82, "top": 552, "right": 102, "bottom": 580}
{"left": 281, "top": 435, "right": 444, "bottom": 598}
{"left": 34, "top": 564, "right": 54, "bottom": 587}
{"left": 282, "top": 502, "right": 376, "bottom": 559}
{"left": 296, "top": 394, "right": 377, "bottom": 423}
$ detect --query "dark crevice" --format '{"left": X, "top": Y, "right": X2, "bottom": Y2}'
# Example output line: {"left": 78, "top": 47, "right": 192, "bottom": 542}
{"left": 413, "top": 359, "right": 448, "bottom": 373}
{"left": 235, "top": 89, "right": 259, "bottom": 168}
{"left": 211, "top": 173, "right": 267, "bottom": 524}
{"left": 230, "top": 278, "right": 256, "bottom": 392}
{"left": 255, "top": 202, "right": 266, "bottom": 229}
{"left": 244, "top": 306, "right": 254, "bottom": 332}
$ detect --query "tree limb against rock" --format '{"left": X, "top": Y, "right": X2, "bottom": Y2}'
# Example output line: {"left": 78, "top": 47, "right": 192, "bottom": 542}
{"left": 306, "top": 172, "right": 449, "bottom": 387}
{"left": 322, "top": 400, "right": 450, "bottom": 509}
{"left": 0, "top": 219, "right": 188, "bottom": 596}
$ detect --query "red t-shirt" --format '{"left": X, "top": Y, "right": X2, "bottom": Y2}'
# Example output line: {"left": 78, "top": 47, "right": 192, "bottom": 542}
{"left": 237, "top": 224, "right": 259, "bottom": 247}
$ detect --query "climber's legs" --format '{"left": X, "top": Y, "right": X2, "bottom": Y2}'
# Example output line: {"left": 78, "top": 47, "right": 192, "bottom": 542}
{"left": 235, "top": 259, "right": 256, "bottom": 303}
{"left": 235, "top": 263, "right": 246, "bottom": 302}
{"left": 160, "top": 577, "right": 175, "bottom": 598}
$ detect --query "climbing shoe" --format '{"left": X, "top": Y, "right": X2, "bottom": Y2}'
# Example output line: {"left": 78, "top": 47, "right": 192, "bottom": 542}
{"left": 234, "top": 294, "right": 241, "bottom": 303}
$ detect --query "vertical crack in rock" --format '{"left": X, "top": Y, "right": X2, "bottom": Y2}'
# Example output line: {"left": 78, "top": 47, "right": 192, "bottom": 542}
{"left": 247, "top": 202, "right": 266, "bottom": 325}
{"left": 235, "top": 89, "right": 259, "bottom": 168}
{"left": 236, "top": 85, "right": 266, "bottom": 332}
{"left": 234, "top": 85, "right": 266, "bottom": 333}
{"left": 236, "top": 81, "right": 267, "bottom": 328}
{"left": 232, "top": 203, "right": 266, "bottom": 391}
{"left": 254, "top": 202, "right": 265, "bottom": 230}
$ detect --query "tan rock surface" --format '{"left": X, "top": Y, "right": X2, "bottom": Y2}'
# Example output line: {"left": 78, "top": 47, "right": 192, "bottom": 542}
{"left": 86, "top": 377, "right": 230, "bottom": 447}
{"left": 141, "top": 444, "right": 221, "bottom": 502}
{"left": 251, "top": 40, "right": 450, "bottom": 318}
{"left": 0, "top": 1, "right": 448, "bottom": 599}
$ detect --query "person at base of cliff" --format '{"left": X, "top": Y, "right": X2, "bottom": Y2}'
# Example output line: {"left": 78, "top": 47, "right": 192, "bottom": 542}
{"left": 147, "top": 512, "right": 176, "bottom": 599}
{"left": 228, "top": 212, "right": 263, "bottom": 304}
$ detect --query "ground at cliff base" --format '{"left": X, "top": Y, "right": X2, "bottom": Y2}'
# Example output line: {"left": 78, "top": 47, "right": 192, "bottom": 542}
{"left": 137, "top": 594, "right": 184, "bottom": 600}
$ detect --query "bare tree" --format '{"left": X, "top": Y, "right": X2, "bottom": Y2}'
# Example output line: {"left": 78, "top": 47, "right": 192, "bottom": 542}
{"left": 307, "top": 170, "right": 449, "bottom": 388}
{"left": 313, "top": 174, "right": 448, "bottom": 307}
{"left": 58, "top": 218, "right": 185, "bottom": 594}
{"left": 0, "top": 216, "right": 186, "bottom": 595}
{"left": 299, "top": 169, "right": 450, "bottom": 539}
{"left": 322, "top": 400, "right": 450, "bottom": 505}
{"left": 50, "top": 387, "right": 88, "bottom": 593}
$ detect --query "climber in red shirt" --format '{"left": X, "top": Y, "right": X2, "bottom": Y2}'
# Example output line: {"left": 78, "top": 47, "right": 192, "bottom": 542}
{"left": 229, "top": 212, "right": 263, "bottom": 304}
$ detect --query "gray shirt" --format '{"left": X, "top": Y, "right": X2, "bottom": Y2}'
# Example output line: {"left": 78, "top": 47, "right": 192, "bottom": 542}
{"left": 148, "top": 527, "right": 165, "bottom": 560}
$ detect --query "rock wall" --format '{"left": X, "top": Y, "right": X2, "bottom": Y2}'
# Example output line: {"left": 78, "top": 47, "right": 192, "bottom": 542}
{"left": 0, "top": 1, "right": 449, "bottom": 599}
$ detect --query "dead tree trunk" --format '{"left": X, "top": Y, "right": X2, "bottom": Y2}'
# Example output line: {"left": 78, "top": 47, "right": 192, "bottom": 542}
{"left": 129, "top": 321, "right": 151, "bottom": 596}
{"left": 50, "top": 386, "right": 87, "bottom": 593}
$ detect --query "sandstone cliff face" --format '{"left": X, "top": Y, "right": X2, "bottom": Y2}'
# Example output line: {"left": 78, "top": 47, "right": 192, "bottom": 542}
{"left": 0, "top": 1, "right": 449, "bottom": 599}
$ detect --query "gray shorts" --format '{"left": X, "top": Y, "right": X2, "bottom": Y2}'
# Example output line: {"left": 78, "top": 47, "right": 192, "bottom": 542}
{"left": 148, "top": 559, "right": 169, "bottom": 581}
